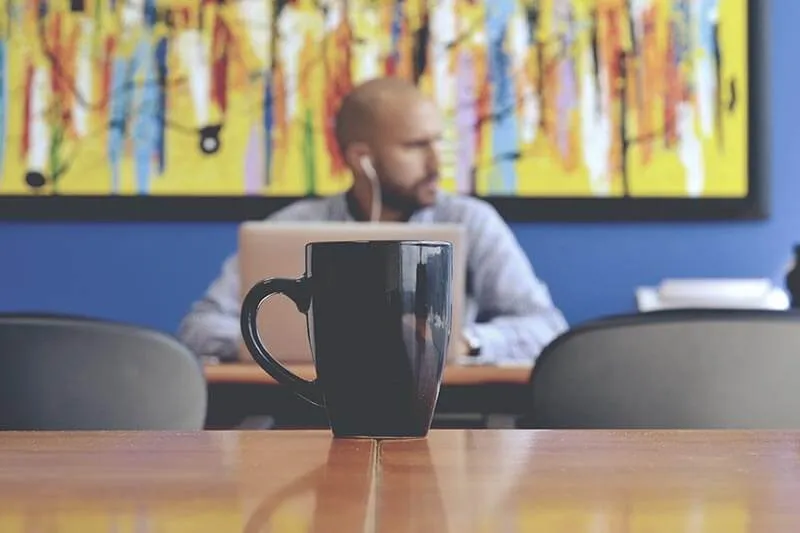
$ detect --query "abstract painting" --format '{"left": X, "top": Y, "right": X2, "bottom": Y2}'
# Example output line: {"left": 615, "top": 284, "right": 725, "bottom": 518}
{"left": 0, "top": 0, "right": 766, "bottom": 221}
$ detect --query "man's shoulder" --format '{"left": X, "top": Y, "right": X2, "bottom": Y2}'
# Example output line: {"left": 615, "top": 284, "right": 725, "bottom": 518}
{"left": 434, "top": 193, "right": 504, "bottom": 225}
{"left": 266, "top": 195, "right": 342, "bottom": 222}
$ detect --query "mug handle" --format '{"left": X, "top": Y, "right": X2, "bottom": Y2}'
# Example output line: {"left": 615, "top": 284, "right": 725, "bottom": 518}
{"left": 240, "top": 277, "right": 324, "bottom": 407}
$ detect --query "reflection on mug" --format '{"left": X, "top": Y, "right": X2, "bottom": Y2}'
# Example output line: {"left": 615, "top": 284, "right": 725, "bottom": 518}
{"left": 376, "top": 439, "right": 449, "bottom": 533}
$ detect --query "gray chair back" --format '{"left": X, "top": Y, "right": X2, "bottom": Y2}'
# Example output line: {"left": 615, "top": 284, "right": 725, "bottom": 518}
{"left": 0, "top": 313, "right": 207, "bottom": 430}
{"left": 525, "top": 309, "right": 800, "bottom": 429}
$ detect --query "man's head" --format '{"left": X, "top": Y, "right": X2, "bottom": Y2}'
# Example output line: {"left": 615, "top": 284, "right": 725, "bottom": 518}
{"left": 334, "top": 77, "right": 443, "bottom": 214}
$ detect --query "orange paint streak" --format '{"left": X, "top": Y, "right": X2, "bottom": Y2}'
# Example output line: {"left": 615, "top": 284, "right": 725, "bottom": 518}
{"left": 323, "top": 22, "right": 353, "bottom": 178}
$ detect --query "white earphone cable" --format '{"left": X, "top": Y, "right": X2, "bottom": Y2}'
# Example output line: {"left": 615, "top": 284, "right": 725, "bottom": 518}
{"left": 361, "top": 156, "right": 382, "bottom": 223}
{"left": 369, "top": 176, "right": 381, "bottom": 223}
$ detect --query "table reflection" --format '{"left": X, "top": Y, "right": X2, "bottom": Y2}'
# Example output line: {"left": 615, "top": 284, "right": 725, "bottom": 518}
{"left": 0, "top": 431, "right": 369, "bottom": 533}
{"left": 380, "top": 431, "right": 764, "bottom": 533}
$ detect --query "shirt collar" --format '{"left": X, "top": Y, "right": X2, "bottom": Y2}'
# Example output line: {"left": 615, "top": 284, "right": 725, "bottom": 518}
{"left": 328, "top": 190, "right": 440, "bottom": 223}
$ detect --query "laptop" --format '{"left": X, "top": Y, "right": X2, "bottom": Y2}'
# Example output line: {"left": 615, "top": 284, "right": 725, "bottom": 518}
{"left": 237, "top": 222, "right": 468, "bottom": 364}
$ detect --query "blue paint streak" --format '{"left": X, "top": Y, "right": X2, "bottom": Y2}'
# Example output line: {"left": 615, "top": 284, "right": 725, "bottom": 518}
{"left": 155, "top": 37, "right": 168, "bottom": 174}
{"left": 671, "top": 0, "right": 691, "bottom": 63}
{"left": 132, "top": 39, "right": 157, "bottom": 194}
{"left": 697, "top": 0, "right": 718, "bottom": 53}
{"left": 108, "top": 58, "right": 131, "bottom": 194}
{"left": 0, "top": 41, "right": 7, "bottom": 182}
{"left": 144, "top": 0, "right": 158, "bottom": 28}
{"left": 263, "top": 77, "right": 273, "bottom": 186}
{"left": 389, "top": 0, "right": 404, "bottom": 70}
{"left": 486, "top": 1, "right": 519, "bottom": 193}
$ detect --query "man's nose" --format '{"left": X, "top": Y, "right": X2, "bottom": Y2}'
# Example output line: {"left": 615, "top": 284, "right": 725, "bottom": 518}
{"left": 426, "top": 141, "right": 442, "bottom": 171}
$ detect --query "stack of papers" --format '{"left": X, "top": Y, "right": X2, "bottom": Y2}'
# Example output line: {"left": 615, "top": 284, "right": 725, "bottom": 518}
{"left": 636, "top": 278, "right": 790, "bottom": 312}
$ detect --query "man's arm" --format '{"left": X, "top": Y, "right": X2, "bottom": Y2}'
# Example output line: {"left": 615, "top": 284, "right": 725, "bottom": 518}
{"left": 177, "top": 197, "right": 333, "bottom": 360}
{"left": 462, "top": 201, "right": 568, "bottom": 365}
{"left": 177, "top": 254, "right": 242, "bottom": 361}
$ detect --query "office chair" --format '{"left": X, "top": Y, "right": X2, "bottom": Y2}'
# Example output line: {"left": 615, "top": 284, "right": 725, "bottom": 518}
{"left": 522, "top": 309, "right": 800, "bottom": 429}
{"left": 0, "top": 313, "right": 207, "bottom": 430}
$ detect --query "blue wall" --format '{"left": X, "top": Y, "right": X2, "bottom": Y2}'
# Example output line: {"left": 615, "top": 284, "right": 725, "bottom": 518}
{"left": 0, "top": 1, "right": 795, "bottom": 334}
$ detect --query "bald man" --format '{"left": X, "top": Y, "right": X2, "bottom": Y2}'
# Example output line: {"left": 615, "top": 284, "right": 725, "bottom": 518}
{"left": 178, "top": 78, "right": 567, "bottom": 365}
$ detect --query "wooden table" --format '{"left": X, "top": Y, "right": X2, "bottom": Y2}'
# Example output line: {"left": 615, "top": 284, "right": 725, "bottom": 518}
{"left": 204, "top": 363, "right": 532, "bottom": 429}
{"left": 1, "top": 429, "right": 799, "bottom": 532}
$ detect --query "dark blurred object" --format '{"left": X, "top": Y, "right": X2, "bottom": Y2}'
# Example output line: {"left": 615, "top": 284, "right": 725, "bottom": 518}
{"left": 0, "top": 313, "right": 207, "bottom": 430}
{"left": 786, "top": 245, "right": 800, "bottom": 308}
{"left": 523, "top": 309, "right": 800, "bottom": 429}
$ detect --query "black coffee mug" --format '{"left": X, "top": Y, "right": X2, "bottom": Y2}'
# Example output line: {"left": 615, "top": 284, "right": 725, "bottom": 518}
{"left": 241, "top": 240, "right": 453, "bottom": 438}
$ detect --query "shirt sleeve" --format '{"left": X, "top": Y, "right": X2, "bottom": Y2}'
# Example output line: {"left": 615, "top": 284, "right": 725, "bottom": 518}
{"left": 177, "top": 254, "right": 242, "bottom": 361}
{"left": 176, "top": 199, "right": 330, "bottom": 360}
{"left": 462, "top": 201, "right": 568, "bottom": 365}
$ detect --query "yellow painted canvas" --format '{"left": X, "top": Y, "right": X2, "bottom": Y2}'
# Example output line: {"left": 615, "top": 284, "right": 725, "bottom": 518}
{"left": 0, "top": 0, "right": 749, "bottom": 200}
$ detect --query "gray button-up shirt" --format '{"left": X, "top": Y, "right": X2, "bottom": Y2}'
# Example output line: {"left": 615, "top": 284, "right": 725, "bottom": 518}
{"left": 177, "top": 192, "right": 568, "bottom": 365}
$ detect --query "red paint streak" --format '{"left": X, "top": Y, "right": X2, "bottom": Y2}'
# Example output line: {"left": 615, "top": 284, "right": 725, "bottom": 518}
{"left": 22, "top": 65, "right": 33, "bottom": 158}
{"left": 385, "top": 55, "right": 398, "bottom": 76}
{"left": 51, "top": 15, "right": 61, "bottom": 97}
{"left": 63, "top": 21, "right": 81, "bottom": 136}
{"left": 211, "top": 18, "right": 230, "bottom": 113}
{"left": 664, "top": 28, "right": 678, "bottom": 147}
{"left": 475, "top": 80, "right": 490, "bottom": 160}
{"left": 324, "top": 24, "right": 353, "bottom": 177}
{"left": 639, "top": 5, "right": 658, "bottom": 163}
{"left": 102, "top": 37, "right": 115, "bottom": 112}
{"left": 603, "top": 8, "right": 623, "bottom": 177}
{"left": 606, "top": 10, "right": 621, "bottom": 81}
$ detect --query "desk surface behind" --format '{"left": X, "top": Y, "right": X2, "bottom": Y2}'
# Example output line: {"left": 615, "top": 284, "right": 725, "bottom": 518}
{"left": 204, "top": 362, "right": 532, "bottom": 386}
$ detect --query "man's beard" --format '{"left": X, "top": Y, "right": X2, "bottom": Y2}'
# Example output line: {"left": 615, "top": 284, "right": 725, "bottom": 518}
{"left": 380, "top": 185, "right": 431, "bottom": 217}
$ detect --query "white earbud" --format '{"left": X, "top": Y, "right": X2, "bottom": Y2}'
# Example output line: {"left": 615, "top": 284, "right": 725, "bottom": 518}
{"left": 360, "top": 155, "right": 377, "bottom": 182}
{"left": 359, "top": 155, "right": 381, "bottom": 222}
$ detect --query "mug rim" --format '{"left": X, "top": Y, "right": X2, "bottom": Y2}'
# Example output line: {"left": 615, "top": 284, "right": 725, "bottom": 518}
{"left": 305, "top": 240, "right": 452, "bottom": 248}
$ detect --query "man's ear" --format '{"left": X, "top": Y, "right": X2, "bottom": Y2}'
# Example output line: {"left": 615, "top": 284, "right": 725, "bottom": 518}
{"left": 344, "top": 142, "right": 370, "bottom": 176}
